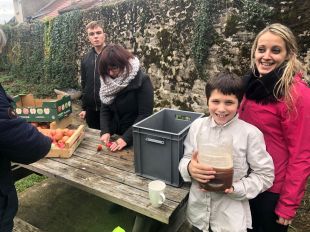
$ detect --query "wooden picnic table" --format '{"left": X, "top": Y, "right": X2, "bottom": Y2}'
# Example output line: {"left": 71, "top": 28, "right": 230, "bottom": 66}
{"left": 21, "top": 127, "right": 189, "bottom": 231}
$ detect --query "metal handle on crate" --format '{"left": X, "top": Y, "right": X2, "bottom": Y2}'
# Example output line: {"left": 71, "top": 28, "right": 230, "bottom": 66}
{"left": 145, "top": 137, "right": 165, "bottom": 144}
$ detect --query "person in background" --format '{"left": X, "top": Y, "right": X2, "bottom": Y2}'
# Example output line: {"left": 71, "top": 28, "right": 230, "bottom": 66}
{"left": 0, "top": 28, "right": 51, "bottom": 232}
{"left": 98, "top": 44, "right": 154, "bottom": 152}
{"left": 179, "top": 71, "right": 274, "bottom": 232}
{"left": 79, "top": 21, "right": 107, "bottom": 129}
{"left": 239, "top": 23, "right": 310, "bottom": 232}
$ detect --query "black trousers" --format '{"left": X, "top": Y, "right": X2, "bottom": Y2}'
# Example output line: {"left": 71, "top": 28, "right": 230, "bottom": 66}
{"left": 247, "top": 191, "right": 288, "bottom": 232}
{"left": 85, "top": 109, "right": 100, "bottom": 130}
{"left": 0, "top": 187, "right": 18, "bottom": 232}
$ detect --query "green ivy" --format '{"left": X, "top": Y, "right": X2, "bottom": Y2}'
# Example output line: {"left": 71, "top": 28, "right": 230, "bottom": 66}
{"left": 0, "top": 11, "right": 82, "bottom": 97}
{"left": 192, "top": 0, "right": 273, "bottom": 80}
{"left": 42, "top": 10, "right": 82, "bottom": 96}
{"left": 226, "top": 0, "right": 272, "bottom": 34}
{"left": 238, "top": 0, "right": 272, "bottom": 32}
{"left": 10, "top": 22, "right": 45, "bottom": 84}
{"left": 191, "top": 0, "right": 219, "bottom": 80}
{"left": 0, "top": 26, "right": 11, "bottom": 72}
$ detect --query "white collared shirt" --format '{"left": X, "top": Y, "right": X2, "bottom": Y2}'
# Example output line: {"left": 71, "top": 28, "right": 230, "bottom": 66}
{"left": 179, "top": 115, "right": 274, "bottom": 232}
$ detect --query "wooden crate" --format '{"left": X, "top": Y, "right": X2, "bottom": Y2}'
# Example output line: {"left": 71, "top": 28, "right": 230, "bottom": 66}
{"left": 40, "top": 125, "right": 85, "bottom": 158}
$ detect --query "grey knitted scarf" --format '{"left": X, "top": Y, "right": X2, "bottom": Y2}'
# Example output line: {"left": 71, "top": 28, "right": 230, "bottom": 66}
{"left": 99, "top": 57, "right": 140, "bottom": 105}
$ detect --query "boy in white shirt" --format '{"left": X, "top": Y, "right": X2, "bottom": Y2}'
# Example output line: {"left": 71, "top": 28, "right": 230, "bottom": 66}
{"left": 179, "top": 71, "right": 274, "bottom": 232}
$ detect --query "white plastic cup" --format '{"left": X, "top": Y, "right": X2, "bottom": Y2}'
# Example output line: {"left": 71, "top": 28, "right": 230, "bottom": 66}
{"left": 148, "top": 180, "right": 166, "bottom": 207}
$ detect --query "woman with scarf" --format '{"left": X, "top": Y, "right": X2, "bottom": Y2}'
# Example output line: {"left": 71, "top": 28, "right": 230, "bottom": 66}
{"left": 98, "top": 44, "right": 154, "bottom": 152}
{"left": 239, "top": 23, "right": 310, "bottom": 232}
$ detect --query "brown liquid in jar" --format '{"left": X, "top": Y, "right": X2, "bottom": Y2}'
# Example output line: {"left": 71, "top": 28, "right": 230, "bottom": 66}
{"left": 199, "top": 167, "right": 234, "bottom": 191}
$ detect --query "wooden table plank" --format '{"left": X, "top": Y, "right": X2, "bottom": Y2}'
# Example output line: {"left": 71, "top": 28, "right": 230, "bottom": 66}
{"left": 21, "top": 128, "right": 189, "bottom": 224}
{"left": 21, "top": 159, "right": 178, "bottom": 223}
{"left": 47, "top": 155, "right": 188, "bottom": 203}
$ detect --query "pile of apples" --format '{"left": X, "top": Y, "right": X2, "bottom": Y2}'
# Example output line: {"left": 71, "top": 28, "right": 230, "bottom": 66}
{"left": 39, "top": 128, "right": 75, "bottom": 149}
{"left": 30, "top": 122, "right": 49, "bottom": 129}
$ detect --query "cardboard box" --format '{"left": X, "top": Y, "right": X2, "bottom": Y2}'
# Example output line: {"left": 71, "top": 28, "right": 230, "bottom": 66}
{"left": 39, "top": 125, "right": 85, "bottom": 158}
{"left": 28, "top": 115, "right": 73, "bottom": 129}
{"left": 133, "top": 108, "right": 204, "bottom": 186}
{"left": 49, "top": 115, "right": 73, "bottom": 129}
{"left": 13, "top": 94, "right": 72, "bottom": 122}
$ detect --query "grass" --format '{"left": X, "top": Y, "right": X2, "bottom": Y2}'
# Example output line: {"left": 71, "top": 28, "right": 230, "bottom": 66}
{"left": 15, "top": 174, "right": 47, "bottom": 193}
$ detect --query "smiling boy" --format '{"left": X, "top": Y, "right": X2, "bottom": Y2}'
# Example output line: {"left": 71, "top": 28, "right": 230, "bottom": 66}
{"left": 179, "top": 71, "right": 275, "bottom": 232}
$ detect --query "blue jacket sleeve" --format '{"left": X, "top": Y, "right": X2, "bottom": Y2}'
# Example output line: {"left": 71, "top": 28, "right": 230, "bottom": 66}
{"left": 0, "top": 85, "right": 51, "bottom": 164}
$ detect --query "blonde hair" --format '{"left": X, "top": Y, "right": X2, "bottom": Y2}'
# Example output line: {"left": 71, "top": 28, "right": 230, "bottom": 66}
{"left": 0, "top": 28, "right": 7, "bottom": 53}
{"left": 250, "top": 23, "right": 306, "bottom": 110}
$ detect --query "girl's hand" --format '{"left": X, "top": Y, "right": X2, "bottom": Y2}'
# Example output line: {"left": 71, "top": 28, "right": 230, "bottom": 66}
{"left": 277, "top": 216, "right": 292, "bottom": 226}
{"left": 100, "top": 133, "right": 111, "bottom": 145}
{"left": 188, "top": 151, "right": 216, "bottom": 183}
{"left": 109, "top": 138, "right": 127, "bottom": 152}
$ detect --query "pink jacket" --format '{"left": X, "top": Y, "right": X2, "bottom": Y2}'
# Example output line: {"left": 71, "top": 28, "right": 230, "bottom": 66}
{"left": 239, "top": 73, "right": 310, "bottom": 219}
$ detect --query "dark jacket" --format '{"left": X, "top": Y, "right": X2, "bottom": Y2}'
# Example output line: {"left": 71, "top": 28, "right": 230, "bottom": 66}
{"left": 80, "top": 47, "right": 103, "bottom": 111}
{"left": 100, "top": 69, "right": 154, "bottom": 146}
{"left": 0, "top": 84, "right": 51, "bottom": 227}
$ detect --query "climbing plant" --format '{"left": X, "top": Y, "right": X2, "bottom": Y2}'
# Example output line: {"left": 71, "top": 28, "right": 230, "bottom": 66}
{"left": 0, "top": 25, "right": 12, "bottom": 71}
{"left": 43, "top": 10, "right": 82, "bottom": 96}
{"left": 10, "top": 22, "right": 45, "bottom": 84}
{"left": 238, "top": 0, "right": 272, "bottom": 32}
{"left": 0, "top": 10, "right": 82, "bottom": 96}
{"left": 191, "top": 0, "right": 220, "bottom": 80}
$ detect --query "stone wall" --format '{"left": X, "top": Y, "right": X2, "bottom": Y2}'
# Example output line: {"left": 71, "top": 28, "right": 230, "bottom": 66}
{"left": 2, "top": 0, "right": 309, "bottom": 113}
{"left": 76, "top": 0, "right": 309, "bottom": 114}
{"left": 77, "top": 0, "right": 206, "bottom": 112}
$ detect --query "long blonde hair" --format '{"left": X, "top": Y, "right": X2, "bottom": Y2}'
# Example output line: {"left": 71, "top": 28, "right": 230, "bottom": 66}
{"left": 250, "top": 23, "right": 306, "bottom": 110}
{"left": 0, "top": 28, "right": 7, "bottom": 53}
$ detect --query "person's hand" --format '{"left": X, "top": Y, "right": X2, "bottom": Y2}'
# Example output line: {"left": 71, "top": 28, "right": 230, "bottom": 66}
{"left": 188, "top": 151, "right": 216, "bottom": 183}
{"left": 79, "top": 111, "right": 86, "bottom": 119}
{"left": 277, "top": 216, "right": 292, "bottom": 226}
{"left": 100, "top": 133, "right": 111, "bottom": 145}
{"left": 109, "top": 138, "right": 127, "bottom": 152}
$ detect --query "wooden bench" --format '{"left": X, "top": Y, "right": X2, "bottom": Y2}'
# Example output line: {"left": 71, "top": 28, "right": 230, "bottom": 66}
{"left": 13, "top": 217, "right": 42, "bottom": 232}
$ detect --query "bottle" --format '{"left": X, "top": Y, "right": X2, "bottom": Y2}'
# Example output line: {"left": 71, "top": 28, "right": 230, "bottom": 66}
{"left": 197, "top": 131, "right": 234, "bottom": 191}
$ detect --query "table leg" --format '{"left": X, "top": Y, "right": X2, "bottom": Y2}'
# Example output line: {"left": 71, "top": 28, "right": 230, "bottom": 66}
{"left": 132, "top": 202, "right": 187, "bottom": 232}
{"left": 132, "top": 214, "right": 162, "bottom": 232}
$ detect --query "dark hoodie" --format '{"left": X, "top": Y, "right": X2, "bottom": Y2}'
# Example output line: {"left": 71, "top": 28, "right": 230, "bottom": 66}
{"left": 0, "top": 84, "right": 51, "bottom": 229}
{"left": 80, "top": 47, "right": 104, "bottom": 111}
